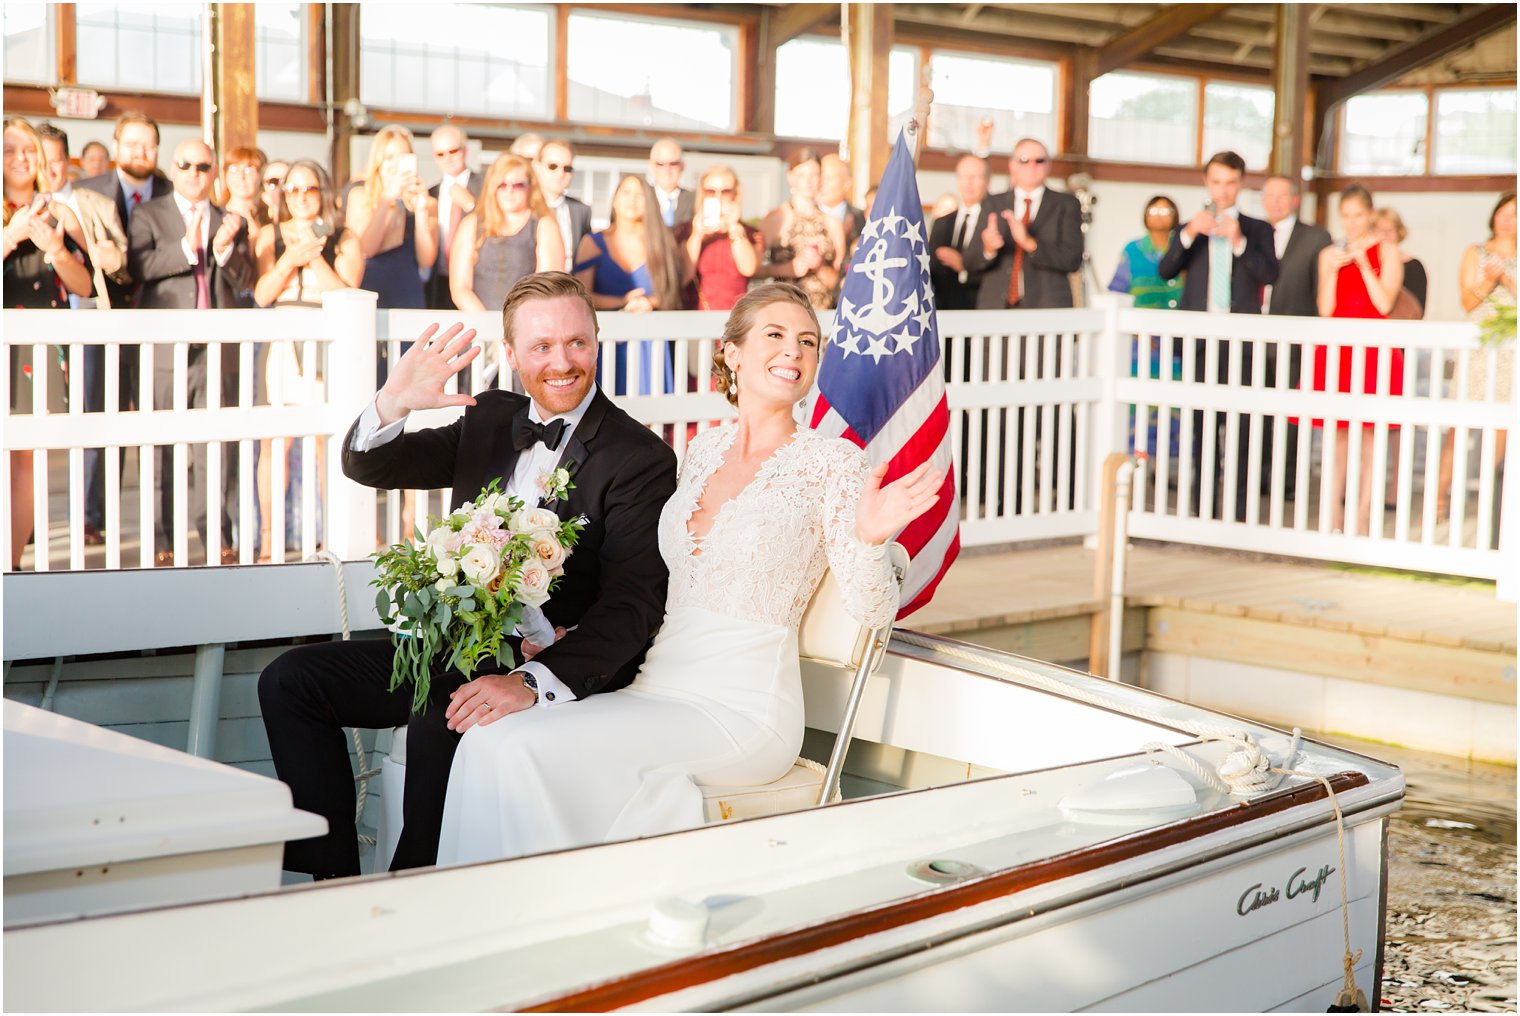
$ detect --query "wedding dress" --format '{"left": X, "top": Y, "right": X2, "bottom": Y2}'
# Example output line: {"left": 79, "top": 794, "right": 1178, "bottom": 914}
{"left": 436, "top": 424, "right": 897, "bottom": 864}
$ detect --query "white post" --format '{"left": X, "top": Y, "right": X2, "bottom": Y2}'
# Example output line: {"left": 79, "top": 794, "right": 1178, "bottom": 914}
{"left": 1086, "top": 295, "right": 1127, "bottom": 548}
{"left": 1497, "top": 397, "right": 1518, "bottom": 602}
{"left": 323, "top": 289, "right": 379, "bottom": 560}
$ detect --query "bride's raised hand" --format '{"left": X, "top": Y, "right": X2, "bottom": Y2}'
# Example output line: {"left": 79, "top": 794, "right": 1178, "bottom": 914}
{"left": 855, "top": 460, "right": 945, "bottom": 546}
{"left": 374, "top": 322, "right": 481, "bottom": 425}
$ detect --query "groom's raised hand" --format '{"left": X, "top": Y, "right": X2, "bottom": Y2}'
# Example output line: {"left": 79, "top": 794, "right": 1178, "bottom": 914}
{"left": 375, "top": 322, "right": 482, "bottom": 426}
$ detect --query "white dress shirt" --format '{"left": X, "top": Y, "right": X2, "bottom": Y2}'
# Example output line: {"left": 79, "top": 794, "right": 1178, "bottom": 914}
{"left": 951, "top": 201, "right": 981, "bottom": 283}
{"left": 1263, "top": 214, "right": 1297, "bottom": 313}
{"left": 1011, "top": 186, "right": 1045, "bottom": 225}
{"left": 117, "top": 169, "right": 150, "bottom": 223}
{"left": 545, "top": 195, "right": 575, "bottom": 272}
{"left": 654, "top": 185, "right": 681, "bottom": 227}
{"left": 435, "top": 169, "right": 472, "bottom": 269}
{"left": 171, "top": 192, "right": 235, "bottom": 268}
{"left": 349, "top": 388, "right": 601, "bottom": 707}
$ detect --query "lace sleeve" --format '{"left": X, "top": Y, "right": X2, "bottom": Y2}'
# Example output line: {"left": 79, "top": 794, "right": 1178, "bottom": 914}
{"left": 819, "top": 441, "right": 897, "bottom": 630}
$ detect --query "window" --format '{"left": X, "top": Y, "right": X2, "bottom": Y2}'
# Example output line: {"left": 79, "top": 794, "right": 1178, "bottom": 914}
{"left": 256, "top": 3, "right": 305, "bottom": 102}
{"left": 360, "top": 4, "right": 552, "bottom": 119}
{"left": 568, "top": 11, "right": 737, "bottom": 132}
{"left": 1088, "top": 71, "right": 1197, "bottom": 166}
{"left": 774, "top": 36, "right": 917, "bottom": 142}
{"left": 76, "top": 3, "right": 202, "bottom": 94}
{"left": 1201, "top": 82, "right": 1273, "bottom": 170}
{"left": 927, "top": 51, "right": 1057, "bottom": 154}
{"left": 1340, "top": 91, "right": 1428, "bottom": 176}
{"left": 1433, "top": 88, "right": 1517, "bottom": 175}
{"left": 3, "top": 3, "right": 53, "bottom": 85}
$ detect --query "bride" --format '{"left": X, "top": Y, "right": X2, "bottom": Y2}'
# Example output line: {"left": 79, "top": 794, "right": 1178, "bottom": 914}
{"left": 436, "top": 282, "right": 945, "bottom": 863}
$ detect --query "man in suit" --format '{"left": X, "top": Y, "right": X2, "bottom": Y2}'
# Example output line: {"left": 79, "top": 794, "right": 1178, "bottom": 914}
{"left": 37, "top": 123, "right": 130, "bottom": 310}
{"left": 929, "top": 154, "right": 991, "bottom": 311}
{"left": 534, "top": 139, "right": 592, "bottom": 272}
{"left": 425, "top": 124, "right": 482, "bottom": 311}
{"left": 964, "top": 137, "right": 1084, "bottom": 310}
{"left": 648, "top": 137, "right": 694, "bottom": 230}
{"left": 1261, "top": 174, "right": 1331, "bottom": 500}
{"left": 77, "top": 112, "right": 172, "bottom": 541}
{"left": 820, "top": 153, "right": 865, "bottom": 256}
{"left": 259, "top": 272, "right": 678, "bottom": 879}
{"left": 129, "top": 139, "right": 255, "bottom": 566}
{"left": 1157, "top": 150, "right": 1280, "bottom": 521}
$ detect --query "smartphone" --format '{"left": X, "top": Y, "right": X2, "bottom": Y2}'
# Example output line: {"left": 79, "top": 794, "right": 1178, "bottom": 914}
{"left": 701, "top": 197, "right": 721, "bottom": 229}
{"left": 397, "top": 153, "right": 417, "bottom": 178}
{"left": 311, "top": 218, "right": 332, "bottom": 239}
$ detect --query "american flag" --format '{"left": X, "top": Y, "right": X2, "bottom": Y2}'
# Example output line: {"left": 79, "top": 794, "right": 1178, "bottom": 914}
{"left": 810, "top": 133, "right": 960, "bottom": 618}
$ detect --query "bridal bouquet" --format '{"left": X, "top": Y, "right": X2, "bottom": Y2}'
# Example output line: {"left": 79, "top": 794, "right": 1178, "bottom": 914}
{"left": 372, "top": 478, "right": 585, "bottom": 711}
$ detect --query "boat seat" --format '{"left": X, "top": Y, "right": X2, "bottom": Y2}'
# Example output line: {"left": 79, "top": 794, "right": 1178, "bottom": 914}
{"left": 375, "top": 552, "right": 904, "bottom": 869}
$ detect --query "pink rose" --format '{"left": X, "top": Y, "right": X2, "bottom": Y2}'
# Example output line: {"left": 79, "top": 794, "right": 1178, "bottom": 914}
{"left": 517, "top": 559, "right": 552, "bottom": 608}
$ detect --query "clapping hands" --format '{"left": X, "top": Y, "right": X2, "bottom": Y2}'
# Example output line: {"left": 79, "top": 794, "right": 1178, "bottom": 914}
{"left": 855, "top": 461, "right": 945, "bottom": 546}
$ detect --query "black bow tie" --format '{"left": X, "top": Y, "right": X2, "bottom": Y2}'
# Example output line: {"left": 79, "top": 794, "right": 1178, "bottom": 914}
{"left": 512, "top": 416, "right": 567, "bottom": 453}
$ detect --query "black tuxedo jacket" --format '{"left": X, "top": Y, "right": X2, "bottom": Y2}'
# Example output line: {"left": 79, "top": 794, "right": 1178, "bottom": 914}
{"left": 928, "top": 205, "right": 989, "bottom": 310}
{"left": 1158, "top": 211, "right": 1279, "bottom": 314}
{"left": 127, "top": 195, "right": 255, "bottom": 309}
{"left": 78, "top": 169, "right": 171, "bottom": 307}
{"left": 342, "top": 388, "right": 677, "bottom": 699}
{"left": 964, "top": 188, "right": 1083, "bottom": 309}
{"left": 1267, "top": 218, "right": 1331, "bottom": 318}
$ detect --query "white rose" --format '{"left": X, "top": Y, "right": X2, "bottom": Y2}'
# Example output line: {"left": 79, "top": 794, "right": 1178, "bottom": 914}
{"left": 517, "top": 559, "right": 553, "bottom": 608}
{"left": 459, "top": 544, "right": 500, "bottom": 587}
{"left": 425, "top": 525, "right": 453, "bottom": 559}
{"left": 529, "top": 532, "right": 567, "bottom": 570}
{"left": 521, "top": 507, "right": 561, "bottom": 532}
{"left": 436, "top": 554, "right": 460, "bottom": 578}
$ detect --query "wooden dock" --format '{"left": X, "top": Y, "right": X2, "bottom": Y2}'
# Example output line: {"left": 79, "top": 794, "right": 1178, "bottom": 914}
{"left": 911, "top": 542, "right": 1517, "bottom": 764}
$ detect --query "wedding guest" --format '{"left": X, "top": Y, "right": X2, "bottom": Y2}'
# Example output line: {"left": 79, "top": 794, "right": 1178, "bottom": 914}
{"left": 261, "top": 160, "right": 289, "bottom": 225}
{"left": 347, "top": 125, "right": 436, "bottom": 315}
{"left": 1373, "top": 207, "right": 1426, "bottom": 316}
{"left": 677, "top": 164, "right": 761, "bottom": 312}
{"left": 966, "top": 136, "right": 1084, "bottom": 310}
{"left": 928, "top": 154, "right": 990, "bottom": 311}
{"left": 575, "top": 175, "right": 685, "bottom": 395}
{"left": 756, "top": 148, "right": 844, "bottom": 310}
{"left": 4, "top": 116, "right": 93, "bottom": 570}
{"left": 509, "top": 134, "right": 544, "bottom": 161}
{"left": 37, "top": 123, "right": 128, "bottom": 311}
{"left": 450, "top": 153, "right": 564, "bottom": 313}
{"left": 221, "top": 146, "right": 269, "bottom": 231}
{"left": 426, "top": 124, "right": 481, "bottom": 311}
{"left": 647, "top": 137, "right": 693, "bottom": 229}
{"left": 820, "top": 152, "right": 865, "bottom": 256}
{"left": 1311, "top": 183, "right": 1404, "bottom": 537}
{"left": 1108, "top": 195, "right": 1181, "bottom": 309}
{"left": 253, "top": 160, "right": 363, "bottom": 560}
{"left": 533, "top": 138, "right": 591, "bottom": 272}
{"left": 78, "top": 140, "right": 110, "bottom": 180}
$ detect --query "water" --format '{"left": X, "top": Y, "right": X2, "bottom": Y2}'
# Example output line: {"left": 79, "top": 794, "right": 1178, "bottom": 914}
{"left": 1327, "top": 737, "right": 1517, "bottom": 1013}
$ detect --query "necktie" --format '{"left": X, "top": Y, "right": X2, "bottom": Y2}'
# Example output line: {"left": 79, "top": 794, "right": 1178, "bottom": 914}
{"left": 953, "top": 211, "right": 969, "bottom": 251}
{"left": 1209, "top": 230, "right": 1232, "bottom": 313}
{"left": 1005, "top": 197, "right": 1032, "bottom": 307}
{"left": 512, "top": 415, "right": 566, "bottom": 452}
{"left": 128, "top": 190, "right": 141, "bottom": 224}
{"left": 189, "top": 207, "right": 210, "bottom": 309}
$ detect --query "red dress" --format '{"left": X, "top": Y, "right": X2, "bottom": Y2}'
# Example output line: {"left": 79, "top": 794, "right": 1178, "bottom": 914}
{"left": 1307, "top": 243, "right": 1403, "bottom": 430}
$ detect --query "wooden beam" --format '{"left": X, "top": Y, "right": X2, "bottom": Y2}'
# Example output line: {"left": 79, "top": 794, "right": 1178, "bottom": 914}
{"left": 766, "top": 2, "right": 835, "bottom": 48}
{"left": 57, "top": 3, "right": 76, "bottom": 85}
{"left": 1094, "top": 3, "right": 1232, "bottom": 77}
{"left": 211, "top": 3, "right": 258, "bottom": 158}
{"left": 1269, "top": 3, "right": 1310, "bottom": 179}
{"left": 1062, "top": 47, "right": 1096, "bottom": 162}
{"left": 329, "top": 2, "right": 360, "bottom": 186}
{"left": 753, "top": 8, "right": 778, "bottom": 136}
{"left": 554, "top": 4, "right": 570, "bottom": 123}
{"left": 1317, "top": 3, "right": 1519, "bottom": 111}
{"left": 307, "top": 3, "right": 326, "bottom": 107}
{"left": 845, "top": 2, "right": 893, "bottom": 195}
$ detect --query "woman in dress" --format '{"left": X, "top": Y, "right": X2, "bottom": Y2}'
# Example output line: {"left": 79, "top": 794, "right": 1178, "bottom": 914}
{"left": 4, "top": 115, "right": 92, "bottom": 569}
{"left": 1436, "top": 191, "right": 1516, "bottom": 520}
{"left": 1109, "top": 195, "right": 1184, "bottom": 460}
{"left": 1312, "top": 184, "right": 1404, "bottom": 536}
{"left": 678, "top": 164, "right": 762, "bottom": 312}
{"left": 449, "top": 153, "right": 564, "bottom": 314}
{"left": 347, "top": 125, "right": 437, "bottom": 320}
{"left": 437, "top": 283, "right": 944, "bottom": 864}
{"left": 253, "top": 160, "right": 364, "bottom": 560}
{"left": 1372, "top": 208, "right": 1425, "bottom": 316}
{"left": 756, "top": 148, "right": 845, "bottom": 310}
{"left": 574, "top": 174, "right": 684, "bottom": 395}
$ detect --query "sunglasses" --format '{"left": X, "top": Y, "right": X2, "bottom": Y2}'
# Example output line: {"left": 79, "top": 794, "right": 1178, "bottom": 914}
{"left": 498, "top": 180, "right": 529, "bottom": 192}
{"left": 1014, "top": 156, "right": 1049, "bottom": 165}
{"left": 176, "top": 160, "right": 214, "bottom": 173}
{"left": 652, "top": 159, "right": 683, "bottom": 168}
{"left": 701, "top": 187, "right": 736, "bottom": 198}
{"left": 434, "top": 146, "right": 463, "bottom": 158}
{"left": 541, "top": 161, "right": 573, "bottom": 173}
{"left": 262, "top": 177, "right": 284, "bottom": 189}
{"left": 1145, "top": 205, "right": 1175, "bottom": 216}
{"left": 284, "top": 184, "right": 321, "bottom": 197}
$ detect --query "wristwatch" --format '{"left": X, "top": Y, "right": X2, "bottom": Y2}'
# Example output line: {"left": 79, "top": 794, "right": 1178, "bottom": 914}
{"left": 520, "top": 671, "right": 539, "bottom": 705}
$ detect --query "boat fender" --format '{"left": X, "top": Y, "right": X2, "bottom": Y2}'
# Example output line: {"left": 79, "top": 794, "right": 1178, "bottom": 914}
{"left": 1326, "top": 985, "right": 1368, "bottom": 1012}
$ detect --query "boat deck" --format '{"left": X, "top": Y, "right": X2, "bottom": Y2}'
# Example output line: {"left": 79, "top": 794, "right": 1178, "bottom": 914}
{"left": 914, "top": 542, "right": 1517, "bottom": 762}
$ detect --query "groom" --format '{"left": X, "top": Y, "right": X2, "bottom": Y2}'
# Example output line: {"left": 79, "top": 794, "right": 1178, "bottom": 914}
{"left": 259, "top": 272, "right": 677, "bottom": 878}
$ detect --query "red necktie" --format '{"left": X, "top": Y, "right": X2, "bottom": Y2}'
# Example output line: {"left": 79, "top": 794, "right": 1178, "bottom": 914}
{"left": 190, "top": 208, "right": 210, "bottom": 309}
{"left": 1006, "top": 197, "right": 1032, "bottom": 307}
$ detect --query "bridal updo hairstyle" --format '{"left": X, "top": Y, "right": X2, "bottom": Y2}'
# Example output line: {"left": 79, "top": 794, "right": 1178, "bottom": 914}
{"left": 711, "top": 282, "right": 821, "bottom": 406}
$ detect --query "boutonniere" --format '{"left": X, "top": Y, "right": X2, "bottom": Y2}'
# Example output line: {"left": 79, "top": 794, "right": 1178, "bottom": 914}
{"left": 537, "top": 466, "right": 574, "bottom": 504}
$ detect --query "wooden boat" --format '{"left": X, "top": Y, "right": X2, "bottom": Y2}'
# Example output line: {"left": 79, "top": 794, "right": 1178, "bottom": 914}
{"left": 3, "top": 558, "right": 1402, "bottom": 1012}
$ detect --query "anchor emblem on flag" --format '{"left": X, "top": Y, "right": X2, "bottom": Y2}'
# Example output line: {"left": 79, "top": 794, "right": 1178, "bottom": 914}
{"left": 833, "top": 210, "right": 935, "bottom": 363}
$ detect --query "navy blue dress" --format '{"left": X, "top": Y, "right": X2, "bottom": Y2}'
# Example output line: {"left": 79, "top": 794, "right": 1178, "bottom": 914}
{"left": 577, "top": 232, "right": 673, "bottom": 397}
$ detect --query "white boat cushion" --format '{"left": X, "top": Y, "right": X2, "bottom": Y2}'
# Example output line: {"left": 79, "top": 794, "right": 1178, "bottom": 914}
{"left": 700, "top": 758, "right": 828, "bottom": 822}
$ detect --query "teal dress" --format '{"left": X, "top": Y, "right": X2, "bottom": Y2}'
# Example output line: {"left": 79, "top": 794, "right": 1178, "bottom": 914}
{"left": 1109, "top": 235, "right": 1183, "bottom": 458}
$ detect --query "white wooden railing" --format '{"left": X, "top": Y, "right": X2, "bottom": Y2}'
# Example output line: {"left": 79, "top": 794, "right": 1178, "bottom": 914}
{"left": 3, "top": 292, "right": 1514, "bottom": 598}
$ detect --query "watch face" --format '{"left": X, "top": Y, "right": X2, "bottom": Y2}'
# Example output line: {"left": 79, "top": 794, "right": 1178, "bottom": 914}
{"left": 522, "top": 673, "right": 539, "bottom": 691}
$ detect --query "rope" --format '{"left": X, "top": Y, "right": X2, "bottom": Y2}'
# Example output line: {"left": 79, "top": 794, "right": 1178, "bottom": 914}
{"left": 309, "top": 550, "right": 378, "bottom": 848}
{"left": 892, "top": 630, "right": 1365, "bottom": 1007}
